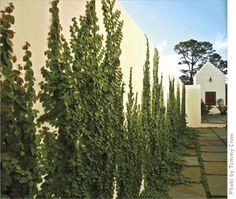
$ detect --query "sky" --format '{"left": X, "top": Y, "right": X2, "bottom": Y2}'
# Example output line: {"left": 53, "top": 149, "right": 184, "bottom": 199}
{"left": 120, "top": 0, "right": 227, "bottom": 74}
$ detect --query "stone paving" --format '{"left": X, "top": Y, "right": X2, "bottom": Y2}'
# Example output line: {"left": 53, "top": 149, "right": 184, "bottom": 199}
{"left": 169, "top": 140, "right": 205, "bottom": 198}
{"left": 169, "top": 128, "right": 227, "bottom": 199}
{"left": 197, "top": 128, "right": 227, "bottom": 198}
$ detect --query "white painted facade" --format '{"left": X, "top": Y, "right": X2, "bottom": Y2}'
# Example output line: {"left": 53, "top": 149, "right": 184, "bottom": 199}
{"left": 185, "top": 85, "right": 201, "bottom": 127}
{"left": 194, "top": 62, "right": 226, "bottom": 105}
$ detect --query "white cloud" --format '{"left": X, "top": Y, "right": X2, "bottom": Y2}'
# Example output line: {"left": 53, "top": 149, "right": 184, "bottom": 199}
{"left": 160, "top": 53, "right": 182, "bottom": 77}
{"left": 156, "top": 39, "right": 184, "bottom": 78}
{"left": 214, "top": 34, "right": 227, "bottom": 51}
{"left": 156, "top": 39, "right": 168, "bottom": 54}
{"left": 155, "top": 39, "right": 182, "bottom": 77}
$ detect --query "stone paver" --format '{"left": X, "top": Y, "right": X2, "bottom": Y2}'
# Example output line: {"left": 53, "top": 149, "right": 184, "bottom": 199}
{"left": 215, "top": 134, "right": 227, "bottom": 140}
{"left": 198, "top": 128, "right": 227, "bottom": 198}
{"left": 198, "top": 136, "right": 219, "bottom": 141}
{"left": 200, "top": 145, "right": 227, "bottom": 152}
{"left": 212, "top": 128, "right": 227, "bottom": 140}
{"left": 212, "top": 128, "right": 227, "bottom": 134}
{"left": 181, "top": 167, "right": 201, "bottom": 182}
{"left": 204, "top": 162, "right": 227, "bottom": 175}
{"left": 198, "top": 132, "right": 218, "bottom": 137}
{"left": 169, "top": 127, "right": 227, "bottom": 199}
{"left": 214, "top": 132, "right": 227, "bottom": 139}
{"left": 207, "top": 175, "right": 227, "bottom": 197}
{"left": 199, "top": 140, "right": 224, "bottom": 146}
{"left": 195, "top": 128, "right": 212, "bottom": 134}
{"left": 169, "top": 184, "right": 206, "bottom": 198}
{"left": 201, "top": 152, "right": 227, "bottom": 162}
{"left": 183, "top": 156, "right": 199, "bottom": 166}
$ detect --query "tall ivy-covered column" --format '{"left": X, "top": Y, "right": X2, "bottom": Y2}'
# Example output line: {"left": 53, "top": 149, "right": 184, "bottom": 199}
{"left": 166, "top": 79, "right": 174, "bottom": 152}
{"left": 1, "top": 4, "right": 39, "bottom": 197}
{"left": 175, "top": 84, "right": 182, "bottom": 140}
{"left": 1, "top": 5, "right": 19, "bottom": 196}
{"left": 38, "top": 0, "right": 78, "bottom": 197}
{"left": 70, "top": 0, "right": 113, "bottom": 197}
{"left": 181, "top": 84, "right": 187, "bottom": 130}
{"left": 120, "top": 68, "right": 142, "bottom": 198}
{"left": 102, "top": 0, "right": 124, "bottom": 198}
{"left": 146, "top": 48, "right": 162, "bottom": 191}
{"left": 20, "top": 42, "right": 40, "bottom": 197}
{"left": 141, "top": 37, "right": 151, "bottom": 190}
{"left": 158, "top": 76, "right": 167, "bottom": 159}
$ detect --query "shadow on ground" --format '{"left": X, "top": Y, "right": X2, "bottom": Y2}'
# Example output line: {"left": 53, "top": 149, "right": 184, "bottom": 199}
{"left": 201, "top": 115, "right": 227, "bottom": 124}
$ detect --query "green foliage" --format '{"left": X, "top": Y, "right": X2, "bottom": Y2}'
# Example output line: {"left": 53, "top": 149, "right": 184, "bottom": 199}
{"left": 141, "top": 37, "right": 151, "bottom": 191}
{"left": 209, "top": 53, "right": 227, "bottom": 74}
{"left": 181, "top": 84, "right": 187, "bottom": 129}
{"left": 69, "top": 0, "right": 125, "bottom": 197}
{"left": 101, "top": 0, "right": 126, "bottom": 198}
{"left": 1, "top": 4, "right": 39, "bottom": 197}
{"left": 139, "top": 186, "right": 168, "bottom": 199}
{"left": 1, "top": 1, "right": 194, "bottom": 198}
{"left": 20, "top": 42, "right": 40, "bottom": 196}
{"left": 140, "top": 62, "right": 189, "bottom": 196}
{"left": 175, "top": 84, "right": 182, "bottom": 141}
{"left": 162, "top": 80, "right": 191, "bottom": 192}
{"left": 166, "top": 78, "right": 184, "bottom": 150}
{"left": 75, "top": 1, "right": 110, "bottom": 197}
{"left": 141, "top": 37, "right": 151, "bottom": 137}
{"left": 217, "top": 99, "right": 227, "bottom": 115}
{"left": 146, "top": 48, "right": 162, "bottom": 190}
{"left": 166, "top": 78, "right": 175, "bottom": 150}
{"left": 118, "top": 68, "right": 143, "bottom": 198}
{"left": 174, "top": 39, "right": 215, "bottom": 84}
{"left": 38, "top": 0, "right": 79, "bottom": 197}
{"left": 158, "top": 76, "right": 168, "bottom": 160}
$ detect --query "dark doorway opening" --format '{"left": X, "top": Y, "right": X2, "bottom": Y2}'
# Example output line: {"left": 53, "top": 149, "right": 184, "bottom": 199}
{"left": 205, "top": 91, "right": 216, "bottom": 105}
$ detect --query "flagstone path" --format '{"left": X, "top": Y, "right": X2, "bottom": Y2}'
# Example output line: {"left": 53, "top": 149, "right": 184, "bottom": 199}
{"left": 169, "top": 128, "right": 227, "bottom": 198}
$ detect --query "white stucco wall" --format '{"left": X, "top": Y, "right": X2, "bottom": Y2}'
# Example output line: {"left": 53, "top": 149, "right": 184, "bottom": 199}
{"left": 0, "top": 0, "right": 181, "bottom": 111}
{"left": 186, "top": 85, "right": 201, "bottom": 127}
{"left": 194, "top": 62, "right": 226, "bottom": 105}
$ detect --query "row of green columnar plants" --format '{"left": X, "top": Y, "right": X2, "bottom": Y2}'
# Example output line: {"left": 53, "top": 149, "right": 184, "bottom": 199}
{"left": 1, "top": 0, "right": 187, "bottom": 198}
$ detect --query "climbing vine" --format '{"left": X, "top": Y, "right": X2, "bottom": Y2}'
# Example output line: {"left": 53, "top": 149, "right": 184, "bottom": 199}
{"left": 38, "top": 0, "right": 78, "bottom": 197}
{"left": 141, "top": 38, "right": 151, "bottom": 192}
{"left": 101, "top": 0, "right": 125, "bottom": 198}
{"left": 145, "top": 48, "right": 164, "bottom": 195}
{"left": 1, "top": 4, "right": 39, "bottom": 197}
{"left": 166, "top": 78, "right": 176, "bottom": 149}
{"left": 181, "top": 83, "right": 187, "bottom": 130}
{"left": 118, "top": 67, "right": 143, "bottom": 198}
{"left": 1, "top": 0, "right": 189, "bottom": 198}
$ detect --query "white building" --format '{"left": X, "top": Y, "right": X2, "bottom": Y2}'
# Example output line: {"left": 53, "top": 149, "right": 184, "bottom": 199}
{"left": 194, "top": 62, "right": 226, "bottom": 106}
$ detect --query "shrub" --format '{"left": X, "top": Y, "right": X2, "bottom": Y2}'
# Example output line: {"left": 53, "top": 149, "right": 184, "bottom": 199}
{"left": 201, "top": 100, "right": 208, "bottom": 115}
{"left": 217, "top": 99, "right": 227, "bottom": 115}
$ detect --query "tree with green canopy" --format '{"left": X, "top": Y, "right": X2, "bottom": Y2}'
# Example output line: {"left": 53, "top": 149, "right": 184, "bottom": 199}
{"left": 209, "top": 52, "right": 227, "bottom": 74}
{"left": 174, "top": 39, "right": 214, "bottom": 84}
